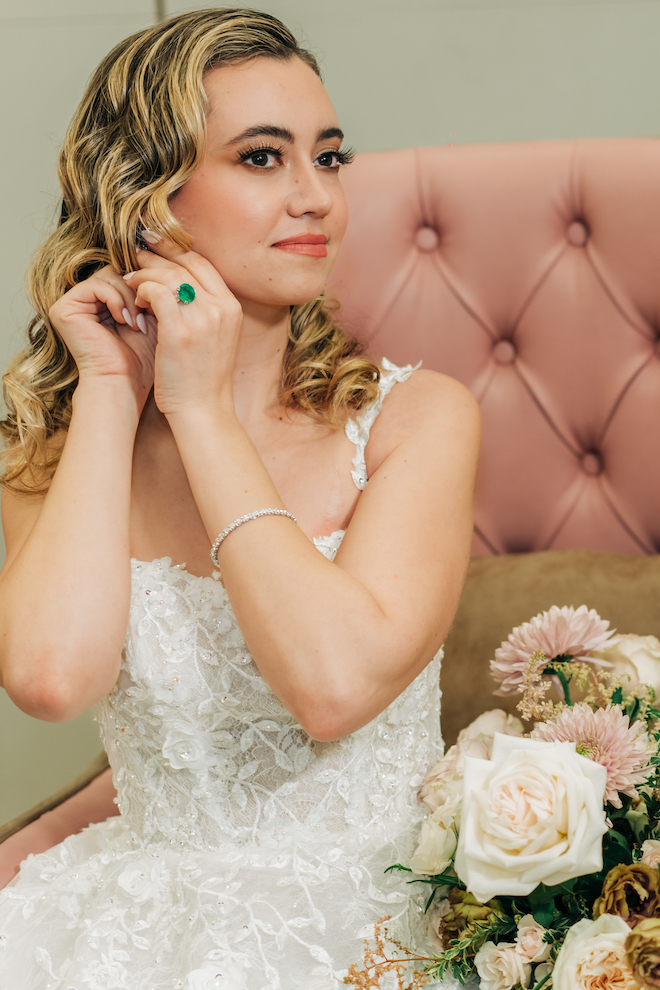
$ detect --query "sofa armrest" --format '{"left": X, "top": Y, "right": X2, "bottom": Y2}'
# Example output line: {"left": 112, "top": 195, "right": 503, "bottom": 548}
{"left": 0, "top": 754, "right": 117, "bottom": 890}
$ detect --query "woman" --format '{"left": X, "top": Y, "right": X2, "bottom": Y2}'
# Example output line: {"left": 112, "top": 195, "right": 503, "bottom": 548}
{"left": 0, "top": 8, "right": 480, "bottom": 988}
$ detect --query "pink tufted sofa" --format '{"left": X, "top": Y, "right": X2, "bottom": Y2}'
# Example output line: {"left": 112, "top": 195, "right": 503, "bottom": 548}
{"left": 330, "top": 138, "right": 660, "bottom": 557}
{"left": 2, "top": 138, "right": 660, "bottom": 880}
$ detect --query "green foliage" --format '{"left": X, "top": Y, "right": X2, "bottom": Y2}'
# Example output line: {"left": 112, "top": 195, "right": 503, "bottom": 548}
{"left": 423, "top": 914, "right": 517, "bottom": 984}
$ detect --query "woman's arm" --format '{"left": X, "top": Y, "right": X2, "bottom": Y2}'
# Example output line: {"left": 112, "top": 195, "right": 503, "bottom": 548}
{"left": 0, "top": 269, "right": 154, "bottom": 721}
{"left": 128, "top": 240, "right": 482, "bottom": 742}
{"left": 169, "top": 374, "right": 479, "bottom": 741}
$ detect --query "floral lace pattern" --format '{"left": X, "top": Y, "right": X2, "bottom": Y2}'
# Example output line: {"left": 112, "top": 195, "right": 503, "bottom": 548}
{"left": 0, "top": 362, "right": 461, "bottom": 990}
{"left": 346, "top": 358, "right": 422, "bottom": 490}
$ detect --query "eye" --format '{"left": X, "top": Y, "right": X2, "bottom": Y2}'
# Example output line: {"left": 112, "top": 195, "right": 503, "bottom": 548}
{"left": 245, "top": 151, "right": 276, "bottom": 167}
{"left": 238, "top": 145, "right": 284, "bottom": 168}
{"left": 314, "top": 147, "right": 355, "bottom": 170}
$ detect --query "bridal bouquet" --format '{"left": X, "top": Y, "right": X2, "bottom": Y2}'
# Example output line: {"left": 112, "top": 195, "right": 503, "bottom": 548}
{"left": 347, "top": 607, "right": 660, "bottom": 990}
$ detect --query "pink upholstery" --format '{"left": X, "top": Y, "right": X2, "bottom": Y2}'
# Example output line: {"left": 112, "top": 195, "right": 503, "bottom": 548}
{"left": 329, "top": 139, "right": 660, "bottom": 555}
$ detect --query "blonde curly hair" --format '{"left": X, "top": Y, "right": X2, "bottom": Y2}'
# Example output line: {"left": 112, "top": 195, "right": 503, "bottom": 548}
{"left": 1, "top": 7, "right": 379, "bottom": 495}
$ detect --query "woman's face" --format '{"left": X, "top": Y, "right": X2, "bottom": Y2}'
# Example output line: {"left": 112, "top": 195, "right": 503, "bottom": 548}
{"left": 169, "top": 56, "right": 350, "bottom": 310}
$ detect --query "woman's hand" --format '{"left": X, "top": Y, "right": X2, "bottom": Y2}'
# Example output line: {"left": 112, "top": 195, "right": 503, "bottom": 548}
{"left": 122, "top": 237, "right": 243, "bottom": 418}
{"left": 48, "top": 266, "right": 156, "bottom": 413}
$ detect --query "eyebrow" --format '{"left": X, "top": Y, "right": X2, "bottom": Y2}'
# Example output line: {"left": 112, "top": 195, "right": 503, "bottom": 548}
{"left": 226, "top": 124, "right": 344, "bottom": 146}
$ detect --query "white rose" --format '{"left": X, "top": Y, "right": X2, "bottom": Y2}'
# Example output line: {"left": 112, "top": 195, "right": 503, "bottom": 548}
{"left": 532, "top": 961, "right": 553, "bottom": 984}
{"left": 419, "top": 709, "right": 523, "bottom": 812}
{"left": 455, "top": 734, "right": 608, "bottom": 903}
{"left": 117, "top": 860, "right": 163, "bottom": 904}
{"left": 640, "top": 839, "right": 660, "bottom": 867}
{"left": 419, "top": 759, "right": 463, "bottom": 815}
{"left": 409, "top": 797, "right": 459, "bottom": 875}
{"left": 474, "top": 941, "right": 532, "bottom": 990}
{"left": 516, "top": 914, "right": 550, "bottom": 963}
{"left": 593, "top": 634, "right": 660, "bottom": 695}
{"left": 187, "top": 961, "right": 247, "bottom": 990}
{"left": 552, "top": 915, "right": 638, "bottom": 990}
{"left": 162, "top": 727, "right": 215, "bottom": 772}
{"left": 457, "top": 709, "right": 524, "bottom": 761}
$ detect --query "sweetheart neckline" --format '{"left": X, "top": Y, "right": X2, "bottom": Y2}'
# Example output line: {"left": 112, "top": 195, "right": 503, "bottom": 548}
{"left": 130, "top": 528, "right": 347, "bottom": 585}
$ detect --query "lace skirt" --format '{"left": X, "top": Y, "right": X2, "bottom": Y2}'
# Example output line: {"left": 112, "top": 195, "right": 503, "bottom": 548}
{"left": 0, "top": 815, "right": 470, "bottom": 990}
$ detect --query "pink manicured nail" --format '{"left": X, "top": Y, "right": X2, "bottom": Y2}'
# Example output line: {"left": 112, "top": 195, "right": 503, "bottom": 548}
{"left": 142, "top": 229, "right": 161, "bottom": 245}
{"left": 123, "top": 272, "right": 135, "bottom": 280}
{"left": 122, "top": 308, "right": 134, "bottom": 328}
{"left": 136, "top": 314, "right": 148, "bottom": 334}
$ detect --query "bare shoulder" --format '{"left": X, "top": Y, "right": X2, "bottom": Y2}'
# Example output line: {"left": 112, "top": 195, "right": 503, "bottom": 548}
{"left": 367, "top": 368, "right": 482, "bottom": 467}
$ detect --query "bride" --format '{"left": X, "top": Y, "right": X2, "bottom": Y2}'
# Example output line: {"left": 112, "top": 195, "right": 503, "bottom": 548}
{"left": 0, "top": 8, "right": 480, "bottom": 988}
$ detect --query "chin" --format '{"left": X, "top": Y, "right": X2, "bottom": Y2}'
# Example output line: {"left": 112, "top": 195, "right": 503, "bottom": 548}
{"left": 233, "top": 277, "right": 330, "bottom": 310}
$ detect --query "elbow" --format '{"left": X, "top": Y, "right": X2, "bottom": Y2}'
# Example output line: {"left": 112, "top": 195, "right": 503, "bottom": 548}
{"left": 3, "top": 651, "right": 114, "bottom": 723}
{"left": 5, "top": 671, "right": 83, "bottom": 722}
{"left": 296, "top": 691, "right": 367, "bottom": 742}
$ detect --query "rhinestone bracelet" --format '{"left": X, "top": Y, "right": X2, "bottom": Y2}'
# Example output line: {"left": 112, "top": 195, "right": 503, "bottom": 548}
{"left": 210, "top": 508, "right": 298, "bottom": 569}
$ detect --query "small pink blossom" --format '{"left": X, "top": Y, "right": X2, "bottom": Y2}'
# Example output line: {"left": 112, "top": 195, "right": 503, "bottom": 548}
{"left": 640, "top": 840, "right": 660, "bottom": 867}
{"left": 531, "top": 703, "right": 654, "bottom": 808}
{"left": 515, "top": 914, "right": 550, "bottom": 964}
{"left": 491, "top": 605, "right": 614, "bottom": 696}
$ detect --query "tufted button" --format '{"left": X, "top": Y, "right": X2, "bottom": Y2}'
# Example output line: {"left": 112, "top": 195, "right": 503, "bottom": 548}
{"left": 492, "top": 338, "right": 517, "bottom": 365}
{"left": 567, "top": 220, "right": 589, "bottom": 247}
{"left": 580, "top": 451, "right": 603, "bottom": 476}
{"left": 415, "top": 226, "right": 439, "bottom": 252}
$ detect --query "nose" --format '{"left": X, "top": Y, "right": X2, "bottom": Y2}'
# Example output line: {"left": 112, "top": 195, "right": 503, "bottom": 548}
{"left": 285, "top": 160, "right": 333, "bottom": 219}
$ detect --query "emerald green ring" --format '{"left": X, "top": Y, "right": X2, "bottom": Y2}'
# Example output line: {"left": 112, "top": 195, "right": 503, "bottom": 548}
{"left": 176, "top": 282, "right": 196, "bottom": 305}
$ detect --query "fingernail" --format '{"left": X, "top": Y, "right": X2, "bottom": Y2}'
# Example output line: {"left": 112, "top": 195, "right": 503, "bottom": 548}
{"left": 142, "top": 229, "right": 161, "bottom": 245}
{"left": 123, "top": 271, "right": 135, "bottom": 280}
{"left": 122, "top": 307, "right": 134, "bottom": 328}
{"left": 136, "top": 313, "right": 148, "bottom": 335}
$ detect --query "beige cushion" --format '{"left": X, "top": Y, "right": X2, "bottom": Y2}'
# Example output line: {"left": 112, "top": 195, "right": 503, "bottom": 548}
{"left": 441, "top": 550, "right": 660, "bottom": 747}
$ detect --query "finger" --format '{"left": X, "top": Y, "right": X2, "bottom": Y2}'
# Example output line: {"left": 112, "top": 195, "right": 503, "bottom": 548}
{"left": 137, "top": 233, "right": 229, "bottom": 296}
{"left": 94, "top": 268, "right": 144, "bottom": 331}
{"left": 124, "top": 264, "right": 201, "bottom": 302}
{"left": 116, "top": 319, "right": 157, "bottom": 356}
{"left": 132, "top": 280, "right": 182, "bottom": 328}
{"left": 124, "top": 269, "right": 202, "bottom": 317}
{"left": 60, "top": 277, "right": 136, "bottom": 332}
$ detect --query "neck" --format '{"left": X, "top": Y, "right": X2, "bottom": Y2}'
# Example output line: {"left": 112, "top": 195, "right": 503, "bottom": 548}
{"left": 231, "top": 298, "right": 291, "bottom": 426}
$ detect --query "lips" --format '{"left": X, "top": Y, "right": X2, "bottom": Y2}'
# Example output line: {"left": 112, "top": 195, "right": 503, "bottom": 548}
{"left": 271, "top": 233, "right": 328, "bottom": 257}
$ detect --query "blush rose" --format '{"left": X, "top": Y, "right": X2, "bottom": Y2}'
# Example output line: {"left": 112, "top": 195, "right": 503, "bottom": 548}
{"left": 552, "top": 915, "right": 639, "bottom": 990}
{"left": 474, "top": 941, "right": 531, "bottom": 990}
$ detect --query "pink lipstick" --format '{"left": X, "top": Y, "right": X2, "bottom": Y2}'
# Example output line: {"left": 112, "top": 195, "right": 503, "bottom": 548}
{"left": 272, "top": 233, "right": 328, "bottom": 257}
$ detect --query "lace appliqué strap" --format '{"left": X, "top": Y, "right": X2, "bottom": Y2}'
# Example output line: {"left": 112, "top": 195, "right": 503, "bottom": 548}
{"left": 346, "top": 357, "right": 422, "bottom": 491}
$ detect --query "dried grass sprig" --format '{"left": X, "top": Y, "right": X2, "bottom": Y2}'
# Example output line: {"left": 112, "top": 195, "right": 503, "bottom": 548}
{"left": 343, "top": 917, "right": 435, "bottom": 989}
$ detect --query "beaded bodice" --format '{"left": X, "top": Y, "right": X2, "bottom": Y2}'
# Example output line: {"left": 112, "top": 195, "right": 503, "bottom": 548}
{"left": 96, "top": 547, "right": 442, "bottom": 853}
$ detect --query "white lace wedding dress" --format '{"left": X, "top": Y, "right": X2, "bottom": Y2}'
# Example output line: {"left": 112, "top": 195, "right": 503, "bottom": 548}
{"left": 0, "top": 361, "right": 463, "bottom": 990}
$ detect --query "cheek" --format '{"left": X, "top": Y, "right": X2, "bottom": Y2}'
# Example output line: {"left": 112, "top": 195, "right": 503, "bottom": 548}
{"left": 172, "top": 175, "right": 279, "bottom": 262}
{"left": 331, "top": 188, "right": 349, "bottom": 242}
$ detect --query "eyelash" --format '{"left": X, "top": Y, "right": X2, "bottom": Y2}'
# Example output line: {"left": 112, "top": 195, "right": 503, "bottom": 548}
{"left": 238, "top": 144, "right": 355, "bottom": 169}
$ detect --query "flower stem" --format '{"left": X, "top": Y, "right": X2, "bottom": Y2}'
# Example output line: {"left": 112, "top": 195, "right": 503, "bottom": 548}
{"left": 550, "top": 666, "right": 573, "bottom": 706}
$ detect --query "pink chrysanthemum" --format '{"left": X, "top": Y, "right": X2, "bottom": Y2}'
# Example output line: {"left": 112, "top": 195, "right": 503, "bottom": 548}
{"left": 531, "top": 703, "right": 654, "bottom": 808}
{"left": 490, "top": 605, "right": 613, "bottom": 696}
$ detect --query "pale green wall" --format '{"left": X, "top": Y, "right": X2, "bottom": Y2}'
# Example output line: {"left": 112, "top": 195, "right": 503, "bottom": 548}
{"left": 1, "top": 0, "right": 659, "bottom": 824}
